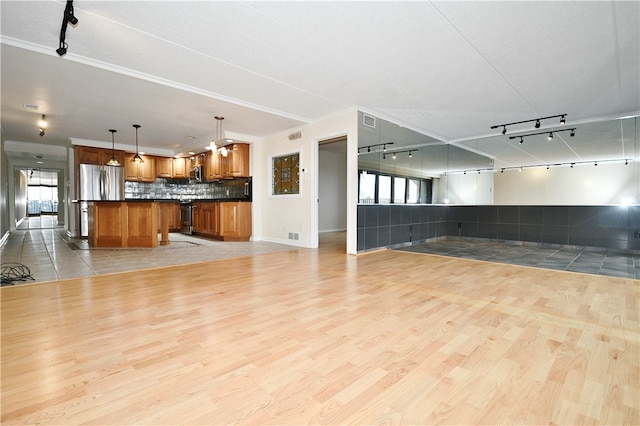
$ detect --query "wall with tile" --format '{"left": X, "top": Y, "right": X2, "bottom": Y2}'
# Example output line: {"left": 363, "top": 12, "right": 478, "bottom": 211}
{"left": 357, "top": 204, "right": 640, "bottom": 252}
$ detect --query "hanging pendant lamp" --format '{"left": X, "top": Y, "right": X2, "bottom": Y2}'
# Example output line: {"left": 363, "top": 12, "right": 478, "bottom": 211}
{"left": 106, "top": 129, "right": 121, "bottom": 166}
{"left": 131, "top": 124, "right": 144, "bottom": 163}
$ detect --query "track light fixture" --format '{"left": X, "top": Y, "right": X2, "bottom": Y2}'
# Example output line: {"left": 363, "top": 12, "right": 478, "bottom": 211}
{"left": 106, "top": 129, "right": 121, "bottom": 166}
{"left": 445, "top": 158, "right": 629, "bottom": 176}
{"left": 357, "top": 142, "right": 394, "bottom": 154}
{"left": 131, "top": 124, "right": 144, "bottom": 163}
{"left": 381, "top": 149, "right": 417, "bottom": 160}
{"left": 56, "top": 1, "right": 78, "bottom": 56}
{"left": 509, "top": 128, "right": 576, "bottom": 144}
{"left": 38, "top": 114, "right": 47, "bottom": 137}
{"left": 491, "top": 114, "right": 567, "bottom": 134}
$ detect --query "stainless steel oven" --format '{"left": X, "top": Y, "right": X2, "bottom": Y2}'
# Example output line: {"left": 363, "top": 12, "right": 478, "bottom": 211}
{"left": 179, "top": 201, "right": 192, "bottom": 235}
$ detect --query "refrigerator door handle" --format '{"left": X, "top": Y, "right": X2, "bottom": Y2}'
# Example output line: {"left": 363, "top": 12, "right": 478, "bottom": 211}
{"left": 99, "top": 169, "right": 107, "bottom": 200}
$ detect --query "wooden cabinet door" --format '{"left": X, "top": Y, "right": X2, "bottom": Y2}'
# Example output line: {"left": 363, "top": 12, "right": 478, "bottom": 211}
{"left": 223, "top": 143, "right": 250, "bottom": 177}
{"left": 156, "top": 157, "right": 173, "bottom": 178}
{"left": 192, "top": 203, "right": 203, "bottom": 233}
{"left": 218, "top": 202, "right": 238, "bottom": 236}
{"left": 124, "top": 153, "right": 156, "bottom": 182}
{"left": 76, "top": 146, "right": 125, "bottom": 165}
{"left": 202, "top": 203, "right": 218, "bottom": 235}
{"left": 204, "top": 150, "right": 223, "bottom": 181}
{"left": 172, "top": 158, "right": 188, "bottom": 178}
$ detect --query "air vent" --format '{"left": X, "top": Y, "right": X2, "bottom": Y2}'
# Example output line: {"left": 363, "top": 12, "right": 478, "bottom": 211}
{"left": 288, "top": 232, "right": 300, "bottom": 240}
{"left": 362, "top": 114, "right": 376, "bottom": 128}
{"left": 288, "top": 131, "right": 302, "bottom": 141}
{"left": 23, "top": 103, "right": 39, "bottom": 110}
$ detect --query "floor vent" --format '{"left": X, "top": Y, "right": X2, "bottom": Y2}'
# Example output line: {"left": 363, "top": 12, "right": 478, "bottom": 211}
{"left": 288, "top": 232, "right": 300, "bottom": 240}
{"left": 362, "top": 114, "right": 376, "bottom": 128}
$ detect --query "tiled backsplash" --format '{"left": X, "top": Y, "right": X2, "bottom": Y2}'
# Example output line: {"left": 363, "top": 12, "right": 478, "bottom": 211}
{"left": 357, "top": 204, "right": 640, "bottom": 252}
{"left": 125, "top": 178, "right": 250, "bottom": 200}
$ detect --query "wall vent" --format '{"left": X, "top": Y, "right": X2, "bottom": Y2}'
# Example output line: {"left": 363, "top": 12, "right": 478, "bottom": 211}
{"left": 362, "top": 114, "right": 376, "bottom": 128}
{"left": 288, "top": 131, "right": 302, "bottom": 141}
{"left": 288, "top": 232, "right": 300, "bottom": 240}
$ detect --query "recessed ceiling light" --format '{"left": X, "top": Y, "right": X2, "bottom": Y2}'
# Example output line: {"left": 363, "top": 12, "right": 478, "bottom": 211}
{"left": 36, "top": 161, "right": 44, "bottom": 164}
{"left": 185, "top": 136, "right": 197, "bottom": 140}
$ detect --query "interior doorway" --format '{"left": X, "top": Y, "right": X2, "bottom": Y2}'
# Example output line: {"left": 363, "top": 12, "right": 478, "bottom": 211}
{"left": 318, "top": 136, "right": 348, "bottom": 249}
{"left": 14, "top": 167, "right": 63, "bottom": 230}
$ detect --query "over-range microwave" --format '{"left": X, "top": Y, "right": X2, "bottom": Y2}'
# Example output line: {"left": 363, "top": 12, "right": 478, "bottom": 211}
{"left": 189, "top": 166, "right": 203, "bottom": 182}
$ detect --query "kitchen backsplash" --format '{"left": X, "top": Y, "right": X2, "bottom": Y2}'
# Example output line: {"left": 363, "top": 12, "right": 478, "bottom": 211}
{"left": 125, "top": 178, "right": 251, "bottom": 200}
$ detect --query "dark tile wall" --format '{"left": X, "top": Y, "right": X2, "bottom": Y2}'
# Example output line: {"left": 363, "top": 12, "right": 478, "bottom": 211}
{"left": 357, "top": 204, "right": 640, "bottom": 252}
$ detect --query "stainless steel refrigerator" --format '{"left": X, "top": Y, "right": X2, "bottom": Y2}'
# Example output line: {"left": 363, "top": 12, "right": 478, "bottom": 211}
{"left": 78, "top": 164, "right": 124, "bottom": 237}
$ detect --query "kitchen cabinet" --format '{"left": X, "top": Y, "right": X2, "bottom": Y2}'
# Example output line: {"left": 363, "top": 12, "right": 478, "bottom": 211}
{"left": 218, "top": 201, "right": 251, "bottom": 239}
{"left": 192, "top": 201, "right": 251, "bottom": 241}
{"left": 75, "top": 145, "right": 125, "bottom": 166}
{"left": 172, "top": 157, "right": 189, "bottom": 178}
{"left": 155, "top": 157, "right": 173, "bottom": 178}
{"left": 88, "top": 201, "right": 158, "bottom": 248}
{"left": 124, "top": 153, "right": 156, "bottom": 182}
{"left": 222, "top": 143, "right": 250, "bottom": 178}
{"left": 157, "top": 202, "right": 180, "bottom": 232}
{"left": 204, "top": 150, "right": 223, "bottom": 181}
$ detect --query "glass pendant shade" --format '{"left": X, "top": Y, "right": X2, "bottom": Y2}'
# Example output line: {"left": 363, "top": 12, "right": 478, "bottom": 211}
{"left": 131, "top": 124, "right": 144, "bottom": 163}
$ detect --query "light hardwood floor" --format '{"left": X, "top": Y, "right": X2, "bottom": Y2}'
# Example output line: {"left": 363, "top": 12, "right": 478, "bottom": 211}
{"left": 1, "top": 232, "right": 638, "bottom": 425}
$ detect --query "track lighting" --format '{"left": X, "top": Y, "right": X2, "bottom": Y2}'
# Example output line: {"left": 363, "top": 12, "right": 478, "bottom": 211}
{"left": 625, "top": 159, "right": 628, "bottom": 165}
{"left": 519, "top": 136, "right": 524, "bottom": 144}
{"left": 357, "top": 142, "right": 394, "bottom": 154}
{"left": 409, "top": 151, "right": 413, "bottom": 158}
{"left": 382, "top": 153, "right": 386, "bottom": 160}
{"left": 379, "top": 149, "right": 417, "bottom": 160}
{"left": 571, "top": 163, "right": 574, "bottom": 168}
{"left": 56, "top": 1, "right": 78, "bottom": 57}
{"left": 106, "top": 129, "right": 120, "bottom": 166}
{"left": 509, "top": 128, "right": 576, "bottom": 144}
{"left": 447, "top": 158, "right": 629, "bottom": 176}
{"left": 392, "top": 152, "right": 396, "bottom": 160}
{"left": 131, "top": 124, "right": 144, "bottom": 163}
{"left": 546, "top": 165, "right": 550, "bottom": 169}
{"left": 37, "top": 114, "right": 47, "bottom": 136}
{"left": 594, "top": 161, "right": 598, "bottom": 166}
{"left": 491, "top": 114, "right": 566, "bottom": 134}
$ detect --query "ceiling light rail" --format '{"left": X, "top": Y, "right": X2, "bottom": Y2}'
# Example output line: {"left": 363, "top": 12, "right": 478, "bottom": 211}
{"left": 357, "top": 142, "right": 394, "bottom": 155}
{"left": 491, "top": 114, "right": 567, "bottom": 135}
{"left": 381, "top": 149, "right": 417, "bottom": 160}
{"left": 509, "top": 128, "right": 576, "bottom": 144}
{"left": 445, "top": 158, "right": 631, "bottom": 176}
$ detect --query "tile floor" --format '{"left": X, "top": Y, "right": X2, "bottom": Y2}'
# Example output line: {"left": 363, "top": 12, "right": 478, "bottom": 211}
{"left": 1, "top": 226, "right": 299, "bottom": 286}
{"left": 396, "top": 238, "right": 640, "bottom": 280}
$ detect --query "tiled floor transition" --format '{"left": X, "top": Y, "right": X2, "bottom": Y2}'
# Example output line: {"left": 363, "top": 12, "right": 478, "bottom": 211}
{"left": 396, "top": 239, "right": 640, "bottom": 280}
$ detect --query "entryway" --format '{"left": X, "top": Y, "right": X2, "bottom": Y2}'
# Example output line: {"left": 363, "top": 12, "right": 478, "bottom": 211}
{"left": 14, "top": 167, "right": 63, "bottom": 230}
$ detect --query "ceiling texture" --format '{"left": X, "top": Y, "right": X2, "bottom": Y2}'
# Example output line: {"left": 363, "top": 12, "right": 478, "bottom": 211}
{"left": 1, "top": 1, "right": 639, "bottom": 172}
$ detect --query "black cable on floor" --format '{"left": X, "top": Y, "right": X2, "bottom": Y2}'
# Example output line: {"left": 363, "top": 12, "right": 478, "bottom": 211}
{"left": 1, "top": 263, "right": 35, "bottom": 286}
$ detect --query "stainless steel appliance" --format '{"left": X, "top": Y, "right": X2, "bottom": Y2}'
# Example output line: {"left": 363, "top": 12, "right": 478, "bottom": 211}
{"left": 189, "top": 166, "right": 202, "bottom": 183}
{"left": 179, "top": 201, "right": 193, "bottom": 235}
{"left": 78, "top": 164, "right": 124, "bottom": 237}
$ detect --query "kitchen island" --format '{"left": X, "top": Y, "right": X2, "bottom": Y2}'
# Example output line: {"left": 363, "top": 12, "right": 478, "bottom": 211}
{"left": 88, "top": 201, "right": 170, "bottom": 248}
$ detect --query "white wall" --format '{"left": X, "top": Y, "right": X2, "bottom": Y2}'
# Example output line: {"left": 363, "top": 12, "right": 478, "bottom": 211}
{"left": 255, "top": 109, "right": 358, "bottom": 252}
{"left": 319, "top": 147, "right": 347, "bottom": 232}
{"left": 436, "top": 172, "right": 495, "bottom": 204}
{"left": 495, "top": 162, "right": 639, "bottom": 205}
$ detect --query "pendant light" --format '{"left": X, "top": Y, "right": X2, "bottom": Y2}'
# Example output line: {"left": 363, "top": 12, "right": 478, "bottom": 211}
{"left": 106, "top": 129, "right": 121, "bottom": 166}
{"left": 131, "top": 124, "right": 144, "bottom": 163}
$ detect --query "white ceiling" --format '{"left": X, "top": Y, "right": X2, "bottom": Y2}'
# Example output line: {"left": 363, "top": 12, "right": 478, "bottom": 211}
{"left": 1, "top": 1, "right": 639, "bottom": 171}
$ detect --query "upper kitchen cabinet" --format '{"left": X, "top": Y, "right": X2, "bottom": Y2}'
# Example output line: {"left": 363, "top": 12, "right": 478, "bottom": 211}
{"left": 172, "top": 157, "right": 189, "bottom": 178}
{"left": 155, "top": 157, "right": 173, "bottom": 178}
{"left": 204, "top": 150, "right": 223, "bottom": 181}
{"left": 75, "top": 145, "right": 125, "bottom": 166}
{"left": 223, "top": 143, "right": 250, "bottom": 178}
{"left": 124, "top": 153, "right": 156, "bottom": 182}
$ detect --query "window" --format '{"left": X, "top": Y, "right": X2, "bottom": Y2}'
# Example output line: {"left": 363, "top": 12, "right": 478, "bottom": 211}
{"left": 378, "top": 175, "right": 391, "bottom": 204}
{"left": 358, "top": 170, "right": 432, "bottom": 204}
{"left": 393, "top": 177, "right": 406, "bottom": 204}
{"left": 358, "top": 172, "right": 376, "bottom": 204}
